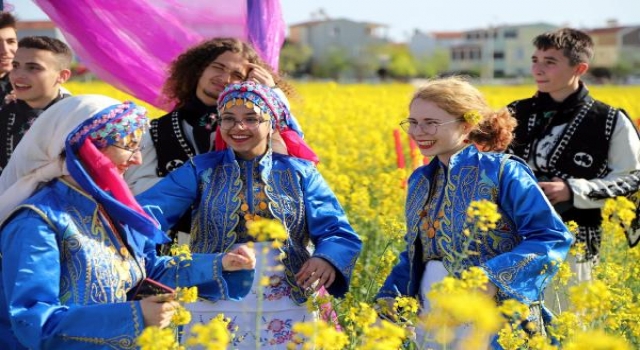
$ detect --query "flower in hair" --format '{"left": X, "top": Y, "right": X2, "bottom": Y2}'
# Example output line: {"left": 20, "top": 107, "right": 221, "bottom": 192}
{"left": 463, "top": 110, "right": 482, "bottom": 125}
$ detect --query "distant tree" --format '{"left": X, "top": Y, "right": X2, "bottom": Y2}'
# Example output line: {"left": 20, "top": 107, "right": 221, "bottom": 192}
{"left": 388, "top": 52, "right": 417, "bottom": 79}
{"left": 611, "top": 60, "right": 635, "bottom": 79}
{"left": 441, "top": 69, "right": 481, "bottom": 78}
{"left": 352, "top": 45, "right": 380, "bottom": 81}
{"left": 373, "top": 43, "right": 417, "bottom": 80}
{"left": 416, "top": 49, "right": 451, "bottom": 78}
{"left": 279, "top": 40, "right": 312, "bottom": 77}
{"left": 311, "top": 47, "right": 351, "bottom": 80}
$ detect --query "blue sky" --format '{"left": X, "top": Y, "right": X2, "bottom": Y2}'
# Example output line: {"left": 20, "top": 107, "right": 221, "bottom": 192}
{"left": 14, "top": 0, "right": 640, "bottom": 42}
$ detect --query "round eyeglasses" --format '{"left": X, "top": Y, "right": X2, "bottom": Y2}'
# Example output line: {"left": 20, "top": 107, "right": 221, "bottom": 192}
{"left": 219, "top": 116, "right": 270, "bottom": 130}
{"left": 399, "top": 118, "right": 462, "bottom": 134}
{"left": 112, "top": 143, "right": 145, "bottom": 161}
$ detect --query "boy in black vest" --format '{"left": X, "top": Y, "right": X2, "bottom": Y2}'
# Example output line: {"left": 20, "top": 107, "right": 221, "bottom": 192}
{"left": 0, "top": 36, "right": 71, "bottom": 175}
{"left": 507, "top": 28, "right": 640, "bottom": 288}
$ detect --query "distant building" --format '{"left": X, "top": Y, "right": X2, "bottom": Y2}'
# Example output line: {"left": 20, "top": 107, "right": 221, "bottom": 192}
{"left": 409, "top": 30, "right": 464, "bottom": 58}
{"left": 587, "top": 23, "right": 640, "bottom": 73}
{"left": 16, "top": 21, "right": 68, "bottom": 43}
{"left": 619, "top": 26, "right": 640, "bottom": 72}
{"left": 289, "top": 18, "right": 389, "bottom": 62}
{"left": 449, "top": 23, "right": 557, "bottom": 79}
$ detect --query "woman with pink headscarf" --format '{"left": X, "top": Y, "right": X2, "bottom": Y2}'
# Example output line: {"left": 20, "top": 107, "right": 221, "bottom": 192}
{"left": 138, "top": 81, "right": 361, "bottom": 349}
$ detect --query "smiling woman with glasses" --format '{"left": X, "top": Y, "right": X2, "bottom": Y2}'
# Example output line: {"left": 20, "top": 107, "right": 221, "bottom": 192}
{"left": 377, "top": 76, "right": 572, "bottom": 349}
{"left": 399, "top": 118, "right": 462, "bottom": 135}
{"left": 218, "top": 116, "right": 270, "bottom": 130}
{"left": 137, "top": 81, "right": 361, "bottom": 349}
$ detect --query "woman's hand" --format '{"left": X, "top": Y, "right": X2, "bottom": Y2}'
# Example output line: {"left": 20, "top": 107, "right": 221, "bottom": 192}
{"left": 246, "top": 63, "right": 275, "bottom": 87}
{"left": 139, "top": 294, "right": 179, "bottom": 328}
{"left": 222, "top": 244, "right": 256, "bottom": 271}
{"left": 538, "top": 177, "right": 571, "bottom": 204}
{"left": 295, "top": 257, "right": 336, "bottom": 291}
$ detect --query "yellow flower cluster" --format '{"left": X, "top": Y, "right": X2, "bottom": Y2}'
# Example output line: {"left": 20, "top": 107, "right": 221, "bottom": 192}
{"left": 171, "top": 305, "right": 192, "bottom": 326}
{"left": 568, "top": 280, "right": 613, "bottom": 323}
{"left": 176, "top": 286, "right": 198, "bottom": 303}
{"left": 466, "top": 199, "right": 502, "bottom": 232}
{"left": 169, "top": 243, "right": 192, "bottom": 263}
{"left": 463, "top": 110, "right": 483, "bottom": 125}
{"left": 291, "top": 320, "right": 349, "bottom": 350}
{"left": 564, "top": 329, "right": 633, "bottom": 350}
{"left": 137, "top": 327, "right": 179, "bottom": 350}
{"left": 185, "top": 314, "right": 231, "bottom": 350}
{"left": 425, "top": 271, "right": 502, "bottom": 347}
{"left": 498, "top": 299, "right": 530, "bottom": 320}
{"left": 459, "top": 266, "right": 489, "bottom": 290}
{"left": 565, "top": 220, "right": 579, "bottom": 234}
{"left": 601, "top": 197, "right": 637, "bottom": 248}
{"left": 602, "top": 196, "right": 637, "bottom": 226}
{"left": 247, "top": 218, "right": 288, "bottom": 243}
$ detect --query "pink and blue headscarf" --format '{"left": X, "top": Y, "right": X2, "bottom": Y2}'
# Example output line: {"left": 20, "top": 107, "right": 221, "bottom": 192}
{"left": 214, "top": 81, "right": 319, "bottom": 163}
{"left": 65, "top": 101, "right": 170, "bottom": 245}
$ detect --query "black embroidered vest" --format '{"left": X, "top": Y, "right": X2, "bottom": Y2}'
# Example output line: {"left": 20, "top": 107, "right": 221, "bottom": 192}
{"left": 150, "top": 111, "right": 197, "bottom": 177}
{"left": 508, "top": 96, "right": 618, "bottom": 227}
{"left": 150, "top": 103, "right": 217, "bottom": 234}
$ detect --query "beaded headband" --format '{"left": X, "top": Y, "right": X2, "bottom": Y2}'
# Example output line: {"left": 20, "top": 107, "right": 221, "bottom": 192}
{"left": 68, "top": 101, "right": 149, "bottom": 149}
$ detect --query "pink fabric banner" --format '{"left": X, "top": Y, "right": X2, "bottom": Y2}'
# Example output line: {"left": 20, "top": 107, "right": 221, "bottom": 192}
{"left": 33, "top": 0, "right": 285, "bottom": 109}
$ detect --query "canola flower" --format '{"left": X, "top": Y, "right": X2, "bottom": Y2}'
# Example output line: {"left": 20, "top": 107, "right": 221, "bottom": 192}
{"left": 168, "top": 243, "right": 193, "bottom": 265}
{"left": 463, "top": 110, "right": 483, "bottom": 125}
{"left": 564, "top": 329, "right": 633, "bottom": 350}
{"left": 137, "top": 327, "right": 180, "bottom": 350}
{"left": 291, "top": 320, "right": 349, "bottom": 350}
{"left": 422, "top": 268, "right": 502, "bottom": 348}
{"left": 466, "top": 199, "right": 502, "bottom": 232}
{"left": 185, "top": 314, "right": 232, "bottom": 350}
{"left": 247, "top": 218, "right": 288, "bottom": 243}
{"left": 171, "top": 305, "right": 192, "bottom": 326}
{"left": 176, "top": 286, "right": 198, "bottom": 303}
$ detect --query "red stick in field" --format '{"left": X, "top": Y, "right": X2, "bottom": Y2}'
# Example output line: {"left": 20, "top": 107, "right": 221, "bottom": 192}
{"left": 394, "top": 129, "right": 405, "bottom": 169}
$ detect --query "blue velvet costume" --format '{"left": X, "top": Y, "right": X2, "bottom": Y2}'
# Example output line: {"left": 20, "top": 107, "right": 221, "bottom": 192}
{"left": 138, "top": 148, "right": 362, "bottom": 304}
{"left": 377, "top": 146, "right": 573, "bottom": 347}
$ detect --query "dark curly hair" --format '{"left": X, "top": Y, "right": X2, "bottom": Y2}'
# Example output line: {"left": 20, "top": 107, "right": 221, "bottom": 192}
{"left": 162, "top": 38, "right": 293, "bottom": 107}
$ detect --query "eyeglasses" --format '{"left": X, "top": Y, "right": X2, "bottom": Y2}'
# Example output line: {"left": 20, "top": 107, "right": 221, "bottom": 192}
{"left": 399, "top": 118, "right": 462, "bottom": 134}
{"left": 111, "top": 143, "right": 145, "bottom": 161}
{"left": 219, "top": 116, "right": 270, "bottom": 130}
{"left": 209, "top": 62, "right": 246, "bottom": 82}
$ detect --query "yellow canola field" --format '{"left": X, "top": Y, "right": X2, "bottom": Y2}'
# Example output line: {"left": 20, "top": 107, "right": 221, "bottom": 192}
{"left": 64, "top": 81, "right": 640, "bottom": 236}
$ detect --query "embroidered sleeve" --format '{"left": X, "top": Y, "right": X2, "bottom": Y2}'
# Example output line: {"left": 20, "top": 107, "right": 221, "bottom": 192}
{"left": 568, "top": 112, "right": 640, "bottom": 208}
{"left": 304, "top": 165, "right": 362, "bottom": 297}
{"left": 481, "top": 159, "right": 573, "bottom": 304}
